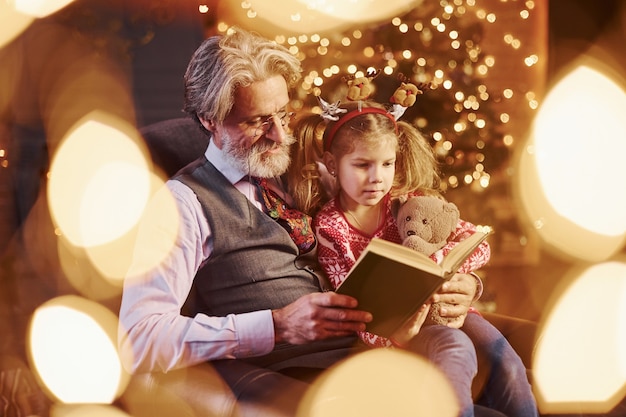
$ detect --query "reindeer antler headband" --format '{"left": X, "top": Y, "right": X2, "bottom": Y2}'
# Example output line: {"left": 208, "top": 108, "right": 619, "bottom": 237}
{"left": 323, "top": 107, "right": 397, "bottom": 152}
{"left": 318, "top": 71, "right": 431, "bottom": 152}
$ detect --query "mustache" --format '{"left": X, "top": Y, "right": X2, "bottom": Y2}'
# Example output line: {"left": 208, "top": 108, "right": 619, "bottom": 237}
{"left": 250, "top": 134, "right": 296, "bottom": 153}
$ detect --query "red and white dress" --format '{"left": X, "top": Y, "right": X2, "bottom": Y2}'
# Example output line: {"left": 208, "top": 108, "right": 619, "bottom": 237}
{"left": 314, "top": 194, "right": 491, "bottom": 348}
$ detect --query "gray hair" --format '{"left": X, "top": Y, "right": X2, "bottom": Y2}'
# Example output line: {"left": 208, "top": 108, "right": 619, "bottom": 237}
{"left": 183, "top": 28, "right": 302, "bottom": 125}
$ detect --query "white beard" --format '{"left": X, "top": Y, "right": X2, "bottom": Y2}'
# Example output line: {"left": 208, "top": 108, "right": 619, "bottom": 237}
{"left": 221, "top": 130, "right": 295, "bottom": 178}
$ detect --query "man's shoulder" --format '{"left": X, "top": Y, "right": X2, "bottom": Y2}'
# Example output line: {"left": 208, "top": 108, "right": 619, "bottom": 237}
{"left": 165, "top": 179, "right": 200, "bottom": 207}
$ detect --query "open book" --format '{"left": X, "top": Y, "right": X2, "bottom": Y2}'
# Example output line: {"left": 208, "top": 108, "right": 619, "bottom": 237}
{"left": 335, "top": 229, "right": 490, "bottom": 338}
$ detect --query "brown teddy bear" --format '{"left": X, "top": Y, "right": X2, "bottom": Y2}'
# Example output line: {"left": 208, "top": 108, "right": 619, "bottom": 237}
{"left": 392, "top": 195, "right": 460, "bottom": 326}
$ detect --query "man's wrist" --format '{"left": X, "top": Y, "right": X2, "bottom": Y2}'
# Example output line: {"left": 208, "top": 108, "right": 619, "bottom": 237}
{"left": 470, "top": 272, "right": 483, "bottom": 302}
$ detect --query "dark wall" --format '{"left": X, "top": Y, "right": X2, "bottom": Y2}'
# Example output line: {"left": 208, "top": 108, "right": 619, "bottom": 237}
{"left": 548, "top": 0, "right": 624, "bottom": 78}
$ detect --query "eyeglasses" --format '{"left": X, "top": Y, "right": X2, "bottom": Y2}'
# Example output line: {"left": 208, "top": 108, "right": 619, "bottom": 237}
{"left": 241, "top": 110, "right": 295, "bottom": 138}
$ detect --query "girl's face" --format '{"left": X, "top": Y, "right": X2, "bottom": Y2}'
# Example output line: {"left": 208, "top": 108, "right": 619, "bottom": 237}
{"left": 329, "top": 135, "right": 397, "bottom": 210}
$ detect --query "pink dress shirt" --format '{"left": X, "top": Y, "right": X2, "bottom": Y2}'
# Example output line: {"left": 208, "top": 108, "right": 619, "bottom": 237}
{"left": 118, "top": 141, "right": 275, "bottom": 373}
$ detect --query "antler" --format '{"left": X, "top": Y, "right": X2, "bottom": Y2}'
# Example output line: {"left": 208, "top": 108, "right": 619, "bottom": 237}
{"left": 317, "top": 96, "right": 347, "bottom": 121}
{"left": 397, "top": 73, "right": 432, "bottom": 94}
{"left": 366, "top": 68, "right": 381, "bottom": 80}
{"left": 415, "top": 82, "right": 432, "bottom": 93}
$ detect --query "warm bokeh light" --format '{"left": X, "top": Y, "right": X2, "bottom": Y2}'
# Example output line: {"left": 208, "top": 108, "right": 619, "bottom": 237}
{"left": 0, "top": 1, "right": 34, "bottom": 48}
{"left": 51, "top": 174, "right": 179, "bottom": 300}
{"left": 10, "top": 0, "right": 76, "bottom": 18}
{"left": 532, "top": 259, "right": 626, "bottom": 414}
{"left": 119, "top": 362, "right": 235, "bottom": 417}
{"left": 84, "top": 171, "right": 176, "bottom": 283}
{"left": 46, "top": 110, "right": 180, "bottom": 296}
{"left": 51, "top": 404, "right": 131, "bottom": 417}
{"left": 297, "top": 348, "right": 458, "bottom": 417}
{"left": 28, "top": 295, "right": 130, "bottom": 404}
{"left": 120, "top": 180, "right": 181, "bottom": 278}
{"left": 220, "top": 0, "right": 422, "bottom": 34}
{"left": 48, "top": 111, "right": 151, "bottom": 248}
{"left": 516, "top": 59, "right": 626, "bottom": 261}
{"left": 57, "top": 235, "right": 125, "bottom": 302}
{"left": 533, "top": 64, "right": 626, "bottom": 235}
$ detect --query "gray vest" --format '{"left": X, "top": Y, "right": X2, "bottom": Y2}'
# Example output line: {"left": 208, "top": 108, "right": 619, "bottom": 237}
{"left": 175, "top": 158, "right": 357, "bottom": 369}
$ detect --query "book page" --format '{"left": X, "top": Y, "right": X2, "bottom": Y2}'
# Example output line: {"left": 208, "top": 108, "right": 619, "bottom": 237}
{"left": 439, "top": 230, "right": 490, "bottom": 275}
{"left": 365, "top": 238, "right": 443, "bottom": 276}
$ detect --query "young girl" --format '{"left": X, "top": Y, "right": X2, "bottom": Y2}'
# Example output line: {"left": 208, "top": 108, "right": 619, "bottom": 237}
{"left": 288, "top": 100, "right": 537, "bottom": 417}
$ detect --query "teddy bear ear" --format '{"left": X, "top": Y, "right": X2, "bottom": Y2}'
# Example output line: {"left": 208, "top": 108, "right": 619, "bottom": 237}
{"left": 390, "top": 196, "right": 407, "bottom": 219}
{"left": 444, "top": 201, "right": 461, "bottom": 222}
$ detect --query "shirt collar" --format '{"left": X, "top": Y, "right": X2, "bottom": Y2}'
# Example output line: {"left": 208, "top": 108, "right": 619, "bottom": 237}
{"left": 204, "top": 140, "right": 248, "bottom": 184}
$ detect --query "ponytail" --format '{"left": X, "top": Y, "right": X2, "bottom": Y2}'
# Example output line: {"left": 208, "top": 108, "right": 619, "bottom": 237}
{"left": 392, "top": 121, "right": 441, "bottom": 198}
{"left": 287, "top": 114, "right": 333, "bottom": 215}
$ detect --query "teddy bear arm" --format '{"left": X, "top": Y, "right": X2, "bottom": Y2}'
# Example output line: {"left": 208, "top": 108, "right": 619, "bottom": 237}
{"left": 403, "top": 236, "right": 441, "bottom": 256}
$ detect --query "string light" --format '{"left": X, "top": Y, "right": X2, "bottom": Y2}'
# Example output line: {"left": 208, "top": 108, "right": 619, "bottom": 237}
{"left": 213, "top": 2, "right": 541, "bottom": 193}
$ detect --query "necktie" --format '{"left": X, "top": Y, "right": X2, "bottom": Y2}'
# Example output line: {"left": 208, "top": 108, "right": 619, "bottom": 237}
{"left": 252, "top": 177, "right": 315, "bottom": 254}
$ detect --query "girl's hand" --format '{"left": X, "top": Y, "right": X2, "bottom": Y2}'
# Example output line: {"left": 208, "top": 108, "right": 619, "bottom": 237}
{"left": 431, "top": 273, "right": 475, "bottom": 328}
{"left": 389, "top": 303, "right": 431, "bottom": 347}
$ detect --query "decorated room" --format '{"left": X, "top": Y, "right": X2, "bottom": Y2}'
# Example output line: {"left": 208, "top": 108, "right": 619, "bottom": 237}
{"left": 1, "top": 0, "right": 625, "bottom": 416}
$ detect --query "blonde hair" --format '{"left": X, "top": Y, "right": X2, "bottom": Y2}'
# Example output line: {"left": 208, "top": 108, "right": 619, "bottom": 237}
{"left": 287, "top": 114, "right": 328, "bottom": 215}
{"left": 288, "top": 101, "right": 441, "bottom": 214}
{"left": 322, "top": 102, "right": 397, "bottom": 158}
{"left": 393, "top": 120, "right": 441, "bottom": 198}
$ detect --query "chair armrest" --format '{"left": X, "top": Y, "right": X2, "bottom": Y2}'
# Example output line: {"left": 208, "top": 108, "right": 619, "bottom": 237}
{"left": 119, "top": 363, "right": 239, "bottom": 417}
{"left": 119, "top": 360, "right": 312, "bottom": 417}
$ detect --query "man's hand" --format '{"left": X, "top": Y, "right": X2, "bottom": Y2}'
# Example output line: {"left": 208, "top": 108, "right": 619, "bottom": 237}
{"left": 272, "top": 292, "right": 373, "bottom": 344}
{"left": 430, "top": 273, "right": 476, "bottom": 329}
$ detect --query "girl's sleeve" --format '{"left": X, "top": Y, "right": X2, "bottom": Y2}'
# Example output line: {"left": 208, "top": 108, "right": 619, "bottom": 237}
{"left": 315, "top": 211, "right": 391, "bottom": 349}
{"left": 314, "top": 212, "right": 358, "bottom": 290}
{"left": 430, "top": 218, "right": 491, "bottom": 273}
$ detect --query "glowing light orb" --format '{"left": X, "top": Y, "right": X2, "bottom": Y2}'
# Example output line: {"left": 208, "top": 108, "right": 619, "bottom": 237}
{"left": 28, "top": 295, "right": 130, "bottom": 404}
{"left": 120, "top": 182, "right": 181, "bottom": 278}
{"left": 56, "top": 235, "right": 125, "bottom": 301}
{"left": 221, "top": 0, "right": 423, "bottom": 35}
{"left": 84, "top": 171, "right": 177, "bottom": 283}
{"left": 297, "top": 348, "right": 458, "bottom": 417}
{"left": 52, "top": 404, "right": 131, "bottom": 417}
{"left": 48, "top": 112, "right": 151, "bottom": 248}
{"left": 0, "top": 2, "right": 34, "bottom": 48}
{"left": 517, "top": 61, "right": 626, "bottom": 261}
{"left": 9, "top": 0, "right": 76, "bottom": 18}
{"left": 533, "top": 259, "right": 626, "bottom": 414}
